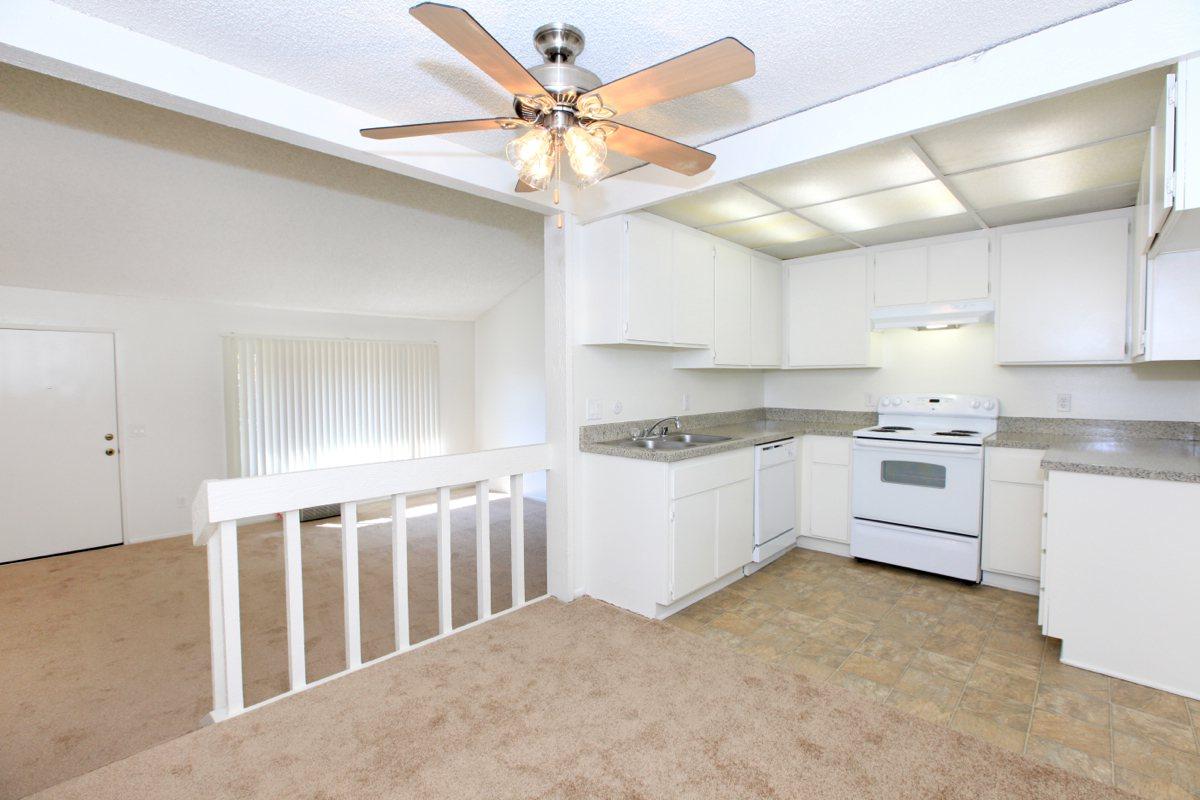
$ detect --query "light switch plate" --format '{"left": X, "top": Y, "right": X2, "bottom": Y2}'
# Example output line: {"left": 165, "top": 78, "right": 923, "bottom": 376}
{"left": 586, "top": 398, "right": 601, "bottom": 421}
{"left": 681, "top": 393, "right": 690, "bottom": 411}
{"left": 1056, "top": 393, "right": 1072, "bottom": 413}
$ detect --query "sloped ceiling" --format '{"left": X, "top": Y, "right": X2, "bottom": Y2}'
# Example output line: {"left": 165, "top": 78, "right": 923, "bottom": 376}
{"left": 0, "top": 64, "right": 543, "bottom": 320}
{"left": 52, "top": 0, "right": 1126, "bottom": 174}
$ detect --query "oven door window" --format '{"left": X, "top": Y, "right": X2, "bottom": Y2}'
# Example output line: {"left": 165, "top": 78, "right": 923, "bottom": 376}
{"left": 880, "top": 460, "right": 947, "bottom": 489}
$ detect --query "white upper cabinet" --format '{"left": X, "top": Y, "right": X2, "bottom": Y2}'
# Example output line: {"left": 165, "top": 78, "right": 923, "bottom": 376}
{"left": 578, "top": 214, "right": 712, "bottom": 348}
{"left": 1150, "top": 55, "right": 1200, "bottom": 255}
{"left": 872, "top": 236, "right": 989, "bottom": 307}
{"left": 996, "top": 213, "right": 1131, "bottom": 364}
{"left": 624, "top": 216, "right": 673, "bottom": 343}
{"left": 672, "top": 230, "right": 714, "bottom": 347}
{"left": 785, "top": 252, "right": 881, "bottom": 369}
{"left": 750, "top": 255, "right": 782, "bottom": 367}
{"left": 712, "top": 244, "right": 752, "bottom": 365}
{"left": 1143, "top": 251, "right": 1200, "bottom": 361}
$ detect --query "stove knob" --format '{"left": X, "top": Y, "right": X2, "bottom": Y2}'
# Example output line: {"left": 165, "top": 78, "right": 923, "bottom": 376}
{"left": 880, "top": 398, "right": 891, "bottom": 407}
{"left": 983, "top": 400, "right": 995, "bottom": 410}
{"left": 970, "top": 400, "right": 981, "bottom": 409}
{"left": 891, "top": 396, "right": 902, "bottom": 406}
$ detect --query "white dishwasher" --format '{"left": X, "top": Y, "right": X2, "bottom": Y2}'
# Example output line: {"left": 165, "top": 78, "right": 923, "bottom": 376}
{"left": 751, "top": 438, "right": 797, "bottom": 568}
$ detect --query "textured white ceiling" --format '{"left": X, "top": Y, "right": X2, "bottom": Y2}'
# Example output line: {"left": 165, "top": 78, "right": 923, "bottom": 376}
{"left": 53, "top": 0, "right": 1126, "bottom": 171}
{"left": 0, "top": 65, "right": 543, "bottom": 321}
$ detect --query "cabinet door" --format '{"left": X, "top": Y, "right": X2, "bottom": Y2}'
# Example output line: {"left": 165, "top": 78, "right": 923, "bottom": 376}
{"left": 670, "top": 490, "right": 718, "bottom": 601}
{"left": 750, "top": 255, "right": 782, "bottom": 366}
{"left": 927, "top": 238, "right": 989, "bottom": 302}
{"left": 872, "top": 247, "right": 927, "bottom": 306}
{"left": 715, "top": 478, "right": 754, "bottom": 576}
{"left": 808, "top": 463, "right": 850, "bottom": 543}
{"left": 624, "top": 216, "right": 673, "bottom": 343}
{"left": 996, "top": 217, "right": 1130, "bottom": 363}
{"left": 713, "top": 244, "right": 751, "bottom": 366}
{"left": 672, "top": 231, "right": 714, "bottom": 346}
{"left": 983, "top": 481, "right": 1044, "bottom": 579}
{"left": 787, "top": 253, "right": 873, "bottom": 367}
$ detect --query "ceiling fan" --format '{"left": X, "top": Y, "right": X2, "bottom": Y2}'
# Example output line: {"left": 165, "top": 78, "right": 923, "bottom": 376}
{"left": 361, "top": 3, "right": 755, "bottom": 200}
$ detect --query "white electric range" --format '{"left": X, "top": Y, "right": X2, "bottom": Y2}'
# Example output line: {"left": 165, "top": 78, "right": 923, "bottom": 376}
{"left": 850, "top": 394, "right": 999, "bottom": 582}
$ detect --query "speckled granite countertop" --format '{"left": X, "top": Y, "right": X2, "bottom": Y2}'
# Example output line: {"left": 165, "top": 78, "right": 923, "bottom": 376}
{"left": 986, "top": 435, "right": 1200, "bottom": 483}
{"left": 580, "top": 408, "right": 1200, "bottom": 479}
{"left": 579, "top": 408, "right": 867, "bottom": 463}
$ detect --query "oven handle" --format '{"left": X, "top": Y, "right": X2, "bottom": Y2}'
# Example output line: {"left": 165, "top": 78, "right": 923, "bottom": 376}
{"left": 852, "top": 439, "right": 983, "bottom": 459}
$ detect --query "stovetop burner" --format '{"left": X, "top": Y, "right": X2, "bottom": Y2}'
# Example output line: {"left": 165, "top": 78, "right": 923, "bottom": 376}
{"left": 870, "top": 426, "right": 914, "bottom": 432}
{"left": 934, "top": 429, "right": 980, "bottom": 437}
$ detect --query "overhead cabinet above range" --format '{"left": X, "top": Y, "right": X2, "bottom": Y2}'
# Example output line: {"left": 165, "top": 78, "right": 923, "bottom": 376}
{"left": 870, "top": 235, "right": 993, "bottom": 329}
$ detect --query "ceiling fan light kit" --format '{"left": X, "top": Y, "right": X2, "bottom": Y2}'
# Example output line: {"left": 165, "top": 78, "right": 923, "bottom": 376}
{"left": 360, "top": 3, "right": 755, "bottom": 200}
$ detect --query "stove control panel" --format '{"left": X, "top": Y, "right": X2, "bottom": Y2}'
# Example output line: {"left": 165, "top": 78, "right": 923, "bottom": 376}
{"left": 876, "top": 394, "right": 999, "bottom": 418}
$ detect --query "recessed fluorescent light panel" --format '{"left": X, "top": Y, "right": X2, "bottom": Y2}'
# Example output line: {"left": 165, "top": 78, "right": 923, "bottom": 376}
{"left": 743, "top": 140, "right": 934, "bottom": 208}
{"left": 799, "top": 181, "right": 965, "bottom": 233}
{"left": 704, "top": 212, "right": 828, "bottom": 249}
{"left": 649, "top": 184, "right": 779, "bottom": 228}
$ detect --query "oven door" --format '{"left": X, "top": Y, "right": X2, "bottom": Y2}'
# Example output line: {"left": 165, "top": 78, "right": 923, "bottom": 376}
{"left": 851, "top": 439, "right": 984, "bottom": 536}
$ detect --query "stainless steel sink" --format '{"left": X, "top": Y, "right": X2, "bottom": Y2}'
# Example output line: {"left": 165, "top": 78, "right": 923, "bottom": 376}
{"left": 628, "top": 432, "right": 734, "bottom": 450}
{"left": 663, "top": 433, "right": 734, "bottom": 444}
{"left": 629, "top": 437, "right": 690, "bottom": 450}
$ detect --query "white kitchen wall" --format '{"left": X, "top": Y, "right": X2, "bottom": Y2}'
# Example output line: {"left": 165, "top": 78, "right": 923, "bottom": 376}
{"left": 0, "top": 285, "right": 476, "bottom": 543}
{"left": 764, "top": 323, "right": 1200, "bottom": 421}
{"left": 474, "top": 272, "right": 547, "bottom": 500}
{"left": 573, "top": 347, "right": 764, "bottom": 430}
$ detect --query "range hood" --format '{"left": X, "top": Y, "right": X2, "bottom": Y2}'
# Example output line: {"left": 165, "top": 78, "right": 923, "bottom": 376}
{"left": 870, "top": 299, "right": 994, "bottom": 331}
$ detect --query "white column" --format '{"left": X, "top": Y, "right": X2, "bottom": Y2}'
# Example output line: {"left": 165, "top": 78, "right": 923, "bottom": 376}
{"left": 436, "top": 486, "right": 452, "bottom": 634}
{"left": 544, "top": 214, "right": 579, "bottom": 601}
{"left": 391, "top": 494, "right": 410, "bottom": 650}
{"left": 281, "top": 509, "right": 306, "bottom": 690}
{"left": 340, "top": 501, "right": 361, "bottom": 669}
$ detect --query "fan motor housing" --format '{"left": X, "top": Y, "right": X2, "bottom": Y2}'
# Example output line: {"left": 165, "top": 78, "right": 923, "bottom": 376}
{"left": 527, "top": 22, "right": 601, "bottom": 99}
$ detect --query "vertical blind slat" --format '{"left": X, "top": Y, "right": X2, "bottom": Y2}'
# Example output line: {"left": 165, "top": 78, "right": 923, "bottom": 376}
{"left": 227, "top": 336, "right": 440, "bottom": 476}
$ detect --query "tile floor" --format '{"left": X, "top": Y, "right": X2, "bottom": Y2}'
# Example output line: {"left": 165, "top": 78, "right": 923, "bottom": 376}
{"left": 665, "top": 547, "right": 1200, "bottom": 799}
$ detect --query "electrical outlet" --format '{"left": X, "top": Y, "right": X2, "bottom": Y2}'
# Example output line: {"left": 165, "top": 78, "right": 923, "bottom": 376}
{"left": 681, "top": 392, "right": 691, "bottom": 411}
{"left": 864, "top": 393, "right": 876, "bottom": 409}
{"left": 585, "top": 398, "right": 601, "bottom": 421}
{"left": 1056, "top": 393, "right": 1072, "bottom": 413}
{"left": 612, "top": 400, "right": 624, "bottom": 416}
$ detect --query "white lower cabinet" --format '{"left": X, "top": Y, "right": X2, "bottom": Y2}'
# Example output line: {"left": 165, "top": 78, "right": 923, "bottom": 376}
{"left": 800, "top": 436, "right": 851, "bottom": 544}
{"left": 982, "top": 447, "right": 1046, "bottom": 580}
{"left": 583, "top": 447, "right": 754, "bottom": 618}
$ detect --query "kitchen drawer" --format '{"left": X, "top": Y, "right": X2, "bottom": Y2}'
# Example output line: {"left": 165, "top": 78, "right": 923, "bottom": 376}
{"left": 806, "top": 436, "right": 850, "bottom": 466}
{"left": 987, "top": 447, "right": 1046, "bottom": 484}
{"left": 670, "top": 448, "right": 753, "bottom": 499}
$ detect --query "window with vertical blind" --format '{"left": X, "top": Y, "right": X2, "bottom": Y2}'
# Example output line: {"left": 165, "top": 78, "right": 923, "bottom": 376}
{"left": 225, "top": 335, "right": 441, "bottom": 476}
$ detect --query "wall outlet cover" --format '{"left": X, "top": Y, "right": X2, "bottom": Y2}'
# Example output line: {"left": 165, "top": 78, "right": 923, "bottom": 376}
{"left": 612, "top": 401, "right": 623, "bottom": 416}
{"left": 681, "top": 393, "right": 691, "bottom": 411}
{"left": 585, "top": 398, "right": 602, "bottom": 421}
{"left": 1056, "top": 393, "right": 1072, "bottom": 413}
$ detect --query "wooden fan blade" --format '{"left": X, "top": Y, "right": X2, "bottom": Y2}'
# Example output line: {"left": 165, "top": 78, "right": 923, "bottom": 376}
{"left": 515, "top": 178, "right": 539, "bottom": 193}
{"left": 579, "top": 38, "right": 754, "bottom": 117}
{"left": 604, "top": 123, "right": 716, "bottom": 176}
{"left": 410, "top": 3, "right": 550, "bottom": 100}
{"left": 360, "top": 117, "right": 519, "bottom": 140}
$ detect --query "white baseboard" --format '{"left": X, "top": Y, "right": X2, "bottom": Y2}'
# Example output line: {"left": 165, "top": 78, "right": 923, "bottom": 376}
{"left": 982, "top": 570, "right": 1039, "bottom": 595}
{"left": 655, "top": 569, "right": 743, "bottom": 619}
{"left": 125, "top": 529, "right": 190, "bottom": 545}
{"left": 796, "top": 535, "right": 851, "bottom": 557}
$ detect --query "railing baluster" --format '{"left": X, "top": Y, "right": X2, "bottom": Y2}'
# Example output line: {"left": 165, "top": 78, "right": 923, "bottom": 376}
{"left": 510, "top": 474, "right": 525, "bottom": 607}
{"left": 391, "top": 494, "right": 409, "bottom": 649}
{"left": 475, "top": 480, "right": 491, "bottom": 619}
{"left": 340, "top": 501, "right": 362, "bottom": 669}
{"left": 205, "top": 528, "right": 227, "bottom": 720}
{"left": 281, "top": 509, "right": 306, "bottom": 690}
{"left": 215, "top": 520, "right": 243, "bottom": 715}
{"left": 437, "top": 486, "right": 452, "bottom": 634}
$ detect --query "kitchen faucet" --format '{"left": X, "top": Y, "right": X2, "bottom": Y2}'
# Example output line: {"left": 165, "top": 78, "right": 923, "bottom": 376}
{"left": 638, "top": 416, "right": 682, "bottom": 438}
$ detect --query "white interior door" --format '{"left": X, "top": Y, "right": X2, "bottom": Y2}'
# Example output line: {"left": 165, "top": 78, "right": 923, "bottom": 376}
{"left": 1, "top": 329, "right": 123, "bottom": 562}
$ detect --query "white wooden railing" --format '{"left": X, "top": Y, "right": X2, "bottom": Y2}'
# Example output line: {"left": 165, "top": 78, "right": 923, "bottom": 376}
{"left": 192, "top": 443, "right": 552, "bottom": 723}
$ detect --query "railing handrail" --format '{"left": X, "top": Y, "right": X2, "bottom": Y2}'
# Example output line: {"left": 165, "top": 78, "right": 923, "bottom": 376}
{"left": 193, "top": 443, "right": 552, "bottom": 544}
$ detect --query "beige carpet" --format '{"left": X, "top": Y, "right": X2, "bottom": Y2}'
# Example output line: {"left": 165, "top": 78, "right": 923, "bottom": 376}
{"left": 0, "top": 494, "right": 546, "bottom": 800}
{"left": 28, "top": 598, "right": 1131, "bottom": 800}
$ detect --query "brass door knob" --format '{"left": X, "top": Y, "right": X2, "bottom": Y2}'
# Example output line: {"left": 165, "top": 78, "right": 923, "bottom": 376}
{"left": 105, "top": 448, "right": 116, "bottom": 456}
